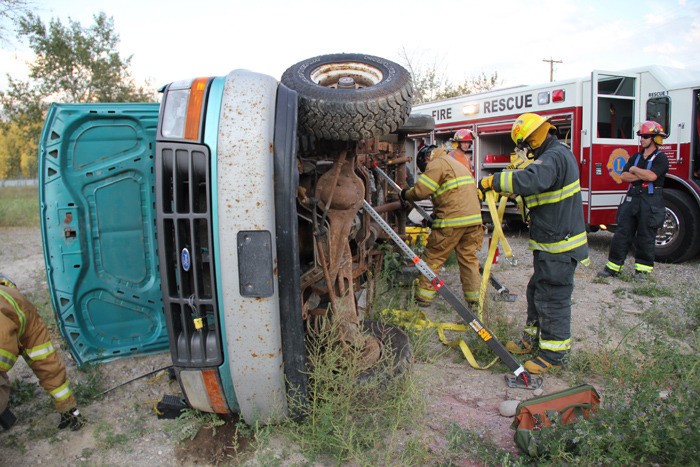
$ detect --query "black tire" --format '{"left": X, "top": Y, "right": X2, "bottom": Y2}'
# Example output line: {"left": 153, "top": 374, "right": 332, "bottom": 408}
{"left": 281, "top": 53, "right": 413, "bottom": 141}
{"left": 655, "top": 188, "right": 700, "bottom": 263}
{"left": 396, "top": 113, "right": 434, "bottom": 134}
{"left": 358, "top": 320, "right": 413, "bottom": 383}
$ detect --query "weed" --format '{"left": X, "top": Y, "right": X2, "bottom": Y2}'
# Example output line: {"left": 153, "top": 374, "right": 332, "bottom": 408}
{"left": 92, "top": 420, "right": 131, "bottom": 449}
{"left": 630, "top": 283, "right": 673, "bottom": 298}
{"left": 72, "top": 364, "right": 105, "bottom": 403}
{"left": 445, "top": 423, "right": 526, "bottom": 466}
{"left": 537, "top": 324, "right": 700, "bottom": 465}
{"left": 282, "top": 318, "right": 427, "bottom": 465}
{"left": 164, "top": 409, "right": 225, "bottom": 442}
{"left": 9, "top": 379, "right": 38, "bottom": 406}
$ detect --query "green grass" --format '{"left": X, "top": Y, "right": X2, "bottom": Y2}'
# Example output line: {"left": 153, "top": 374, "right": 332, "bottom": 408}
{"left": 0, "top": 186, "right": 40, "bottom": 227}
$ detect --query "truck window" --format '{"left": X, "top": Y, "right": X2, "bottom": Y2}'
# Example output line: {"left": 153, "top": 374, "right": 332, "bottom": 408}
{"left": 596, "top": 74, "right": 636, "bottom": 139}
{"left": 646, "top": 97, "right": 671, "bottom": 137}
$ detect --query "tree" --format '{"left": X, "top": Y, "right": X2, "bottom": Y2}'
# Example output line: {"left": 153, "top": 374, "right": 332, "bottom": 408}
{"left": 398, "top": 47, "right": 500, "bottom": 104}
{"left": 0, "top": 0, "right": 31, "bottom": 42}
{"left": 0, "top": 11, "right": 155, "bottom": 178}
{"left": 14, "top": 11, "right": 153, "bottom": 103}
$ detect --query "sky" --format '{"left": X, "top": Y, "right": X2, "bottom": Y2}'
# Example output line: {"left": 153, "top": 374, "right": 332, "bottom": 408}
{"left": 1, "top": 0, "right": 699, "bottom": 93}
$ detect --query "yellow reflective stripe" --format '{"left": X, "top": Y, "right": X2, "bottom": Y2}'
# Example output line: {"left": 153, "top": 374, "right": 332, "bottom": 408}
{"left": 26, "top": 341, "right": 55, "bottom": 361}
{"left": 50, "top": 381, "right": 73, "bottom": 401}
{"left": 432, "top": 214, "right": 483, "bottom": 228}
{"left": 524, "top": 326, "right": 538, "bottom": 337}
{"left": 416, "top": 287, "right": 436, "bottom": 300}
{"left": 635, "top": 263, "right": 653, "bottom": 273}
{"left": 497, "top": 171, "right": 514, "bottom": 193}
{"left": 433, "top": 176, "right": 474, "bottom": 197}
{"left": 0, "top": 289, "right": 26, "bottom": 338}
{"left": 464, "top": 291, "right": 479, "bottom": 301}
{"left": 580, "top": 257, "right": 591, "bottom": 267}
{"left": 417, "top": 174, "right": 439, "bottom": 192}
{"left": 529, "top": 231, "right": 588, "bottom": 254}
{"left": 539, "top": 338, "right": 571, "bottom": 351}
{"left": 0, "top": 348, "right": 18, "bottom": 371}
{"left": 606, "top": 261, "right": 623, "bottom": 272}
{"left": 524, "top": 180, "right": 581, "bottom": 208}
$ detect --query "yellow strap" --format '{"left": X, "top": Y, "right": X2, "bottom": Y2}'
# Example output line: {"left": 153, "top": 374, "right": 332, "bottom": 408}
{"left": 381, "top": 309, "right": 498, "bottom": 370}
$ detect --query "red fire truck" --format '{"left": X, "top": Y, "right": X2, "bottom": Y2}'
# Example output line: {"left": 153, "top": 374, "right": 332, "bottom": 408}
{"left": 410, "top": 66, "right": 700, "bottom": 263}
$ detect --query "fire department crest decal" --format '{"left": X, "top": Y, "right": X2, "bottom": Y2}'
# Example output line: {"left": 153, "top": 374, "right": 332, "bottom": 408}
{"left": 606, "top": 148, "right": 630, "bottom": 184}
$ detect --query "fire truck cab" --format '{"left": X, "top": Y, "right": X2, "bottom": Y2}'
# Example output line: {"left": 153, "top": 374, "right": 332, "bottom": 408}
{"left": 410, "top": 66, "right": 700, "bottom": 263}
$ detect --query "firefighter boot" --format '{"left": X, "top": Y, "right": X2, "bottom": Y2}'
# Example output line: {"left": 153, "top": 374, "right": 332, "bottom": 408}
{"left": 506, "top": 339, "right": 535, "bottom": 355}
{"left": 597, "top": 267, "right": 618, "bottom": 279}
{"left": 0, "top": 407, "right": 17, "bottom": 430}
{"left": 58, "top": 407, "right": 86, "bottom": 431}
{"left": 524, "top": 355, "right": 562, "bottom": 374}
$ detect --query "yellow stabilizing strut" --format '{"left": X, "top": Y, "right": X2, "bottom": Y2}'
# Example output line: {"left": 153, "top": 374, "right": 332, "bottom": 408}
{"left": 478, "top": 190, "right": 514, "bottom": 313}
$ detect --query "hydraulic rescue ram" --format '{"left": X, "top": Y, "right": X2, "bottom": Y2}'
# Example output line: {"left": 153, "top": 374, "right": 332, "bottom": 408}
{"left": 373, "top": 166, "right": 516, "bottom": 302}
{"left": 361, "top": 199, "right": 535, "bottom": 388}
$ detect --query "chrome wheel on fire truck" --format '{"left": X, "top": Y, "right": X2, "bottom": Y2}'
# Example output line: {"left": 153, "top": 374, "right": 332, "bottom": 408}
{"left": 281, "top": 53, "right": 413, "bottom": 141}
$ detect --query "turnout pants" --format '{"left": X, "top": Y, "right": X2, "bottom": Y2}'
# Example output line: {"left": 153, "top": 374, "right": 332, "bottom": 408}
{"left": 415, "top": 225, "right": 483, "bottom": 303}
{"left": 607, "top": 191, "right": 665, "bottom": 273}
{"left": 523, "top": 250, "right": 577, "bottom": 364}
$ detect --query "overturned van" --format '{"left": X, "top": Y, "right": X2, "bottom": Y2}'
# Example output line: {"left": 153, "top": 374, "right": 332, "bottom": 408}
{"left": 39, "top": 54, "right": 432, "bottom": 423}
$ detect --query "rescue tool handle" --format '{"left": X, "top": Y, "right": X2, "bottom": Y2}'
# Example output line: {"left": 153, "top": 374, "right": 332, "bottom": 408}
{"left": 360, "top": 199, "right": 531, "bottom": 387}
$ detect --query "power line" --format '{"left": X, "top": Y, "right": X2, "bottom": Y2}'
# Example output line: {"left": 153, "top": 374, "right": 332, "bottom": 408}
{"left": 543, "top": 57, "right": 563, "bottom": 82}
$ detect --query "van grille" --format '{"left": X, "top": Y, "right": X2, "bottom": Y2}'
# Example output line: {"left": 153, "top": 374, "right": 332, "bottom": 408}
{"left": 156, "top": 142, "right": 223, "bottom": 367}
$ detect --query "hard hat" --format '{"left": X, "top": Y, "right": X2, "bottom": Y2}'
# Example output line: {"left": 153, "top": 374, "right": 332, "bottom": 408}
{"left": 637, "top": 120, "right": 667, "bottom": 145}
{"left": 416, "top": 144, "right": 436, "bottom": 172}
{"left": 453, "top": 129, "right": 474, "bottom": 142}
{"left": 511, "top": 113, "right": 549, "bottom": 147}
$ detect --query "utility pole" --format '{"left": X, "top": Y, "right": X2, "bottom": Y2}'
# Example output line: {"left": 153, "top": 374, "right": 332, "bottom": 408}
{"left": 543, "top": 57, "right": 563, "bottom": 82}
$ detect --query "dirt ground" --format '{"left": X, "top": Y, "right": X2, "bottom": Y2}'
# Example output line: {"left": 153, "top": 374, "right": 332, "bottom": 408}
{"left": 0, "top": 225, "right": 697, "bottom": 465}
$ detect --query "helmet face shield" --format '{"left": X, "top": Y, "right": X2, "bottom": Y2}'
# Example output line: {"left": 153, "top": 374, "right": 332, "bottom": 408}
{"left": 416, "top": 144, "right": 436, "bottom": 172}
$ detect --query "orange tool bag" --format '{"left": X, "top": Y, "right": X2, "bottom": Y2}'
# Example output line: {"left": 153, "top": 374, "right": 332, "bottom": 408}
{"left": 511, "top": 384, "right": 601, "bottom": 457}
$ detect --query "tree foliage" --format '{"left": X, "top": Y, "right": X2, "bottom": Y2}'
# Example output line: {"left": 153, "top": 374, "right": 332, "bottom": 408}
{"left": 398, "top": 47, "right": 500, "bottom": 104}
{"left": 0, "top": 11, "right": 155, "bottom": 178}
{"left": 0, "top": 0, "right": 31, "bottom": 42}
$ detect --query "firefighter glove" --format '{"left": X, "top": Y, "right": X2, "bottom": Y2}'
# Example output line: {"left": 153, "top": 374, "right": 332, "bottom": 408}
{"left": 58, "top": 407, "right": 86, "bottom": 431}
{"left": 478, "top": 175, "right": 494, "bottom": 201}
{"left": 399, "top": 188, "right": 409, "bottom": 208}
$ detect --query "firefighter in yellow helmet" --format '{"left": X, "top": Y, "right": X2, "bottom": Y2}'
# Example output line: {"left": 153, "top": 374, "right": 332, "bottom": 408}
{"left": 449, "top": 128, "right": 475, "bottom": 173}
{"left": 0, "top": 274, "right": 85, "bottom": 431}
{"left": 477, "top": 113, "right": 589, "bottom": 374}
{"left": 598, "top": 120, "right": 669, "bottom": 280}
{"left": 399, "top": 146, "right": 483, "bottom": 307}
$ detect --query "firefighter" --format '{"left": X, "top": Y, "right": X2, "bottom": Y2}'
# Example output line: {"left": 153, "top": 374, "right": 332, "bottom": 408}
{"left": 449, "top": 128, "right": 475, "bottom": 173}
{"left": 0, "top": 274, "right": 85, "bottom": 431}
{"left": 598, "top": 120, "right": 669, "bottom": 280}
{"left": 478, "top": 113, "right": 589, "bottom": 374}
{"left": 400, "top": 145, "right": 483, "bottom": 307}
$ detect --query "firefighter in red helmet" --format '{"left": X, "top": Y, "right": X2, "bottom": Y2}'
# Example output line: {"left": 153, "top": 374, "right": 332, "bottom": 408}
{"left": 598, "top": 120, "right": 669, "bottom": 280}
{"left": 450, "top": 129, "right": 475, "bottom": 173}
{"left": 0, "top": 274, "right": 85, "bottom": 431}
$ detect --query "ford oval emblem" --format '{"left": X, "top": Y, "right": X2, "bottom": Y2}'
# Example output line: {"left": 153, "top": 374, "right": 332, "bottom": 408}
{"left": 181, "top": 248, "right": 191, "bottom": 272}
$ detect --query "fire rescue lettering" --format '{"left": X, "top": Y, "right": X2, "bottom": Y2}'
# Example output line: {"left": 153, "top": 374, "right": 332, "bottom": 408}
{"left": 483, "top": 94, "right": 533, "bottom": 114}
{"left": 431, "top": 108, "right": 452, "bottom": 121}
